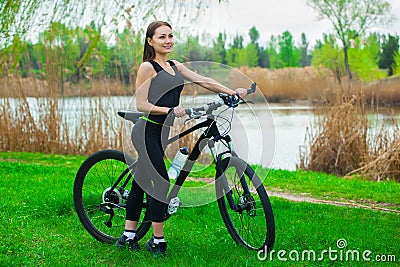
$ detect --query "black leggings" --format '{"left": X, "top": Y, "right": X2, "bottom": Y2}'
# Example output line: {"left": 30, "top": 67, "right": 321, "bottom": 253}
{"left": 126, "top": 119, "right": 171, "bottom": 223}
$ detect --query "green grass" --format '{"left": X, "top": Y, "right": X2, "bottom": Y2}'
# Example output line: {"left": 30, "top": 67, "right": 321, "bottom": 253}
{"left": 257, "top": 168, "right": 400, "bottom": 207}
{"left": 1, "top": 152, "right": 399, "bottom": 266}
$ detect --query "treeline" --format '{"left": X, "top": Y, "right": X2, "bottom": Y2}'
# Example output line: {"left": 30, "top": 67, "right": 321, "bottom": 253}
{"left": 2, "top": 22, "right": 400, "bottom": 86}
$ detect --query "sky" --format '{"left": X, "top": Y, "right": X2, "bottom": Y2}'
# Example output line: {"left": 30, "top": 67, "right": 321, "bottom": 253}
{"left": 194, "top": 0, "right": 400, "bottom": 47}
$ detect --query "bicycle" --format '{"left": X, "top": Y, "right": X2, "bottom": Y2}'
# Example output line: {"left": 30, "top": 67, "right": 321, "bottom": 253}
{"left": 73, "top": 82, "right": 275, "bottom": 251}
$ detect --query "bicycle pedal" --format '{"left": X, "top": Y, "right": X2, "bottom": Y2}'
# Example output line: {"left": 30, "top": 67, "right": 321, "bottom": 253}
{"left": 167, "top": 197, "right": 181, "bottom": 214}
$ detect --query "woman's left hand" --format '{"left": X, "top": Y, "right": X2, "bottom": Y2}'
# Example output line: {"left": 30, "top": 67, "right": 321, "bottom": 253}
{"left": 235, "top": 88, "right": 247, "bottom": 99}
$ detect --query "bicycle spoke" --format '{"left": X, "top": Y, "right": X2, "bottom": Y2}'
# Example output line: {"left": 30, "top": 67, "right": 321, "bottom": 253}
{"left": 217, "top": 157, "right": 274, "bottom": 250}
{"left": 74, "top": 150, "right": 151, "bottom": 243}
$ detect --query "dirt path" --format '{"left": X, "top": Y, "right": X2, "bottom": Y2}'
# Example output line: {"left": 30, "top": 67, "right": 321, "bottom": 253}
{"left": 267, "top": 191, "right": 400, "bottom": 214}
{"left": 185, "top": 177, "right": 400, "bottom": 214}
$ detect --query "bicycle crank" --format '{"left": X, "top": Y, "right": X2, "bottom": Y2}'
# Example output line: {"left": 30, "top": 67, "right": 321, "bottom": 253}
{"left": 167, "top": 197, "right": 182, "bottom": 214}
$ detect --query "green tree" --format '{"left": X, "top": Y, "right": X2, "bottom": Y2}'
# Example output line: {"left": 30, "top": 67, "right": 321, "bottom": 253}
{"left": 393, "top": 51, "right": 400, "bottom": 75}
{"left": 249, "top": 26, "right": 267, "bottom": 67}
{"left": 236, "top": 43, "right": 259, "bottom": 67}
{"left": 212, "top": 32, "right": 227, "bottom": 64}
{"left": 226, "top": 33, "right": 244, "bottom": 67}
{"left": 0, "top": 0, "right": 220, "bottom": 78}
{"left": 266, "top": 35, "right": 280, "bottom": 69}
{"left": 226, "top": 48, "right": 239, "bottom": 67}
{"left": 307, "top": 0, "right": 394, "bottom": 81}
{"left": 312, "top": 34, "right": 345, "bottom": 83}
{"left": 278, "top": 31, "right": 301, "bottom": 67}
{"left": 300, "top": 33, "right": 312, "bottom": 67}
{"left": 232, "top": 34, "right": 244, "bottom": 49}
{"left": 378, "top": 34, "right": 400, "bottom": 76}
{"left": 348, "top": 35, "right": 384, "bottom": 81}
{"left": 188, "top": 36, "right": 211, "bottom": 61}
{"left": 112, "top": 27, "right": 143, "bottom": 84}
{"left": 39, "top": 22, "right": 81, "bottom": 81}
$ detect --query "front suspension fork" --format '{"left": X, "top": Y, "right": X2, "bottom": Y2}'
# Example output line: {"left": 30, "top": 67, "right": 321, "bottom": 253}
{"left": 211, "top": 137, "right": 241, "bottom": 212}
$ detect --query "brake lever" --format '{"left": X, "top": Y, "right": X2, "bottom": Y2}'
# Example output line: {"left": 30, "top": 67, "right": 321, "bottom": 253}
{"left": 184, "top": 111, "right": 203, "bottom": 124}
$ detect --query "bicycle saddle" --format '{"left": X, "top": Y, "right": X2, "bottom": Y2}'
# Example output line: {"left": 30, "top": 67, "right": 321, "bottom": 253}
{"left": 117, "top": 110, "right": 144, "bottom": 124}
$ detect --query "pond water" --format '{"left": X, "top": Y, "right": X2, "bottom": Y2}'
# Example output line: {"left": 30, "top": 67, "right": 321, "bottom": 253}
{"left": 61, "top": 96, "right": 315, "bottom": 170}
{"left": 4, "top": 96, "right": 397, "bottom": 170}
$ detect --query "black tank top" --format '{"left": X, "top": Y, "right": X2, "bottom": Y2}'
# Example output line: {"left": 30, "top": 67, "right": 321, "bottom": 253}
{"left": 146, "top": 60, "right": 184, "bottom": 124}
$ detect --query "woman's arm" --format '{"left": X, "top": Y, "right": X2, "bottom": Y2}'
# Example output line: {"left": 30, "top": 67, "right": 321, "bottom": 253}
{"left": 135, "top": 62, "right": 170, "bottom": 115}
{"left": 172, "top": 60, "right": 247, "bottom": 98}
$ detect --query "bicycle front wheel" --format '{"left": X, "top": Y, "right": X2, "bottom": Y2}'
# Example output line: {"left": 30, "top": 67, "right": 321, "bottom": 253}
{"left": 216, "top": 156, "right": 275, "bottom": 250}
{"left": 73, "top": 149, "right": 151, "bottom": 243}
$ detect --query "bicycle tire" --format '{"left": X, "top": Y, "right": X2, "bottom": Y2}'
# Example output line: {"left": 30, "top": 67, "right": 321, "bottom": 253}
{"left": 216, "top": 156, "right": 275, "bottom": 251}
{"left": 73, "top": 149, "right": 151, "bottom": 243}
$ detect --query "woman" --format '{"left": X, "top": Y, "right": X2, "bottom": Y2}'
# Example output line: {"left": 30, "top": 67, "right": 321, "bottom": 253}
{"left": 116, "top": 21, "right": 247, "bottom": 256}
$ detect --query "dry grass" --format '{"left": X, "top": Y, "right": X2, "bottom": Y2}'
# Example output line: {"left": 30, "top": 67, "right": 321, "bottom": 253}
{"left": 0, "top": 74, "right": 203, "bottom": 160}
{"left": 348, "top": 113, "right": 400, "bottom": 182}
{"left": 232, "top": 67, "right": 400, "bottom": 105}
{"left": 0, "top": 75, "right": 124, "bottom": 155}
{"left": 299, "top": 82, "right": 400, "bottom": 181}
{"left": 364, "top": 76, "right": 400, "bottom": 106}
{"left": 0, "top": 76, "right": 132, "bottom": 98}
{"left": 298, "top": 84, "right": 368, "bottom": 176}
{"left": 231, "top": 66, "right": 334, "bottom": 102}
{"left": 1, "top": 65, "right": 400, "bottom": 181}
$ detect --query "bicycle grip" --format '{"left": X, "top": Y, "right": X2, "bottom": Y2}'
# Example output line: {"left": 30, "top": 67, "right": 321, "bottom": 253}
{"left": 247, "top": 82, "right": 256, "bottom": 95}
{"left": 184, "top": 108, "right": 193, "bottom": 115}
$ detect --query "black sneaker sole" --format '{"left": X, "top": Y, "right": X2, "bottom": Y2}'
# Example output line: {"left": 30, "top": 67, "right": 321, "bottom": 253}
{"left": 145, "top": 240, "right": 166, "bottom": 256}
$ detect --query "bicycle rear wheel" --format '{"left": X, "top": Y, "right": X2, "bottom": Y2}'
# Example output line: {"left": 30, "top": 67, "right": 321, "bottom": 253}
{"left": 216, "top": 156, "right": 275, "bottom": 250}
{"left": 73, "top": 149, "right": 151, "bottom": 243}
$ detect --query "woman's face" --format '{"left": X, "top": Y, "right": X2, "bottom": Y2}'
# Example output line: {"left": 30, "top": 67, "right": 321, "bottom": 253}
{"left": 148, "top": 25, "right": 174, "bottom": 55}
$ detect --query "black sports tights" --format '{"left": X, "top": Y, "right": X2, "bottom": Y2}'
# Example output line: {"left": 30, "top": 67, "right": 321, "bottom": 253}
{"left": 126, "top": 119, "right": 171, "bottom": 223}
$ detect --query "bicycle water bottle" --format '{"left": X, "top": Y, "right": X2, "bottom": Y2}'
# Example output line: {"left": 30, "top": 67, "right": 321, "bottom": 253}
{"left": 168, "top": 146, "right": 189, "bottom": 180}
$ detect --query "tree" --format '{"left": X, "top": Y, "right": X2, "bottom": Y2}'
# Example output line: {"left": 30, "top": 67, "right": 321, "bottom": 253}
{"left": 226, "top": 33, "right": 244, "bottom": 67}
{"left": 307, "top": 0, "right": 393, "bottom": 81}
{"left": 212, "top": 32, "right": 227, "bottom": 64}
{"left": 300, "top": 33, "right": 312, "bottom": 67}
{"left": 312, "top": 34, "right": 345, "bottom": 83}
{"left": 278, "top": 31, "right": 301, "bottom": 67}
{"left": 231, "top": 34, "right": 244, "bottom": 49}
{"left": 393, "top": 51, "right": 400, "bottom": 75}
{"left": 0, "top": 0, "right": 219, "bottom": 76}
{"left": 249, "top": 26, "right": 260, "bottom": 45}
{"left": 249, "top": 26, "right": 267, "bottom": 67}
{"left": 378, "top": 34, "right": 400, "bottom": 76}
{"left": 235, "top": 43, "right": 259, "bottom": 67}
{"left": 348, "top": 35, "right": 384, "bottom": 81}
{"left": 266, "top": 35, "right": 280, "bottom": 69}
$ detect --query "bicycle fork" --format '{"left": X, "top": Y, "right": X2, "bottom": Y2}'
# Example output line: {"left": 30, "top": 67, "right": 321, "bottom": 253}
{"left": 210, "top": 137, "right": 246, "bottom": 213}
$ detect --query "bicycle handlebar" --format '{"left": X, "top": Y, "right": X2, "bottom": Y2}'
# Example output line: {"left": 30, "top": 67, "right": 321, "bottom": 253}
{"left": 184, "top": 82, "right": 257, "bottom": 116}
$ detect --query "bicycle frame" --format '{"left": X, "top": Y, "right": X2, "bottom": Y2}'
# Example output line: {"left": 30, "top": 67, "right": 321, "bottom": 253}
{"left": 166, "top": 115, "right": 234, "bottom": 202}
{"left": 106, "top": 113, "right": 238, "bottom": 212}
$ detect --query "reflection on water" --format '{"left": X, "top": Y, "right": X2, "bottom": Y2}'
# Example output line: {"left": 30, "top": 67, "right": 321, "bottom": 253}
{"left": 268, "top": 103, "right": 314, "bottom": 170}
{"left": 177, "top": 97, "right": 313, "bottom": 170}
{"left": 237, "top": 103, "right": 314, "bottom": 170}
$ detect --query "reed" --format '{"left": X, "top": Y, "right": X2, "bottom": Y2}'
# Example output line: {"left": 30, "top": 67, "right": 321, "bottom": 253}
{"left": 2, "top": 61, "right": 400, "bottom": 181}
{"left": 363, "top": 76, "right": 400, "bottom": 106}
{"left": 298, "top": 83, "right": 369, "bottom": 176}
{"left": 348, "top": 112, "right": 400, "bottom": 181}
{"left": 234, "top": 67, "right": 400, "bottom": 105}
{"left": 0, "top": 75, "right": 124, "bottom": 155}
{"left": 299, "top": 81, "right": 400, "bottom": 181}
{"left": 232, "top": 66, "right": 333, "bottom": 102}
